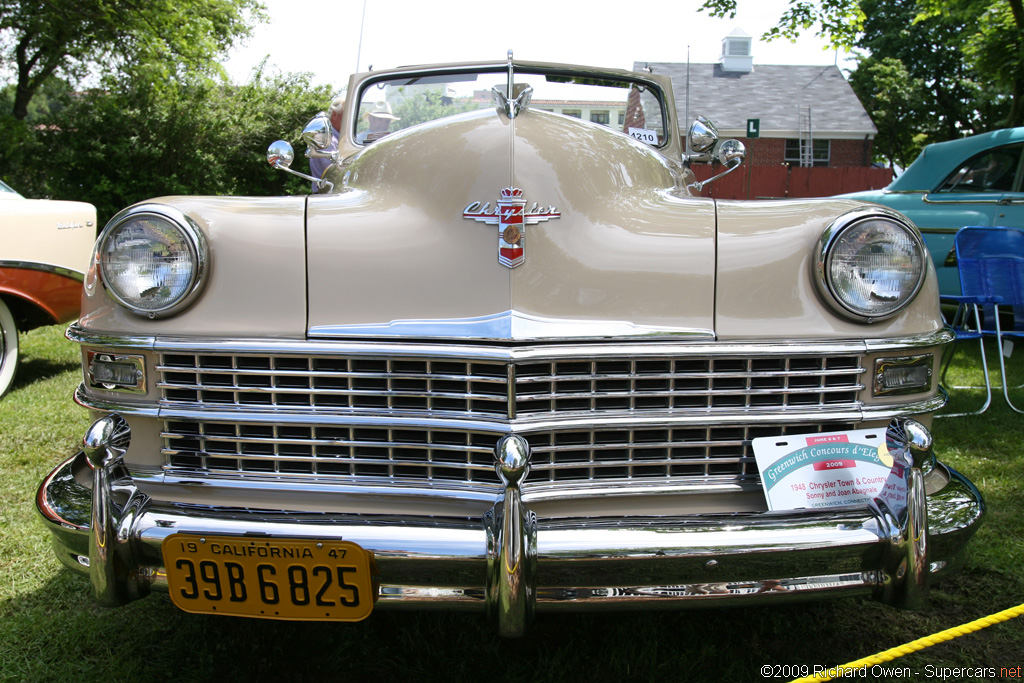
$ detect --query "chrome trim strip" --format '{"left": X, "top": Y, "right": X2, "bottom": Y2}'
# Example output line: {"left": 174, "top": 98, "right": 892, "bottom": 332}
{"left": 861, "top": 394, "right": 946, "bottom": 417}
{"left": 918, "top": 227, "right": 962, "bottom": 235}
{"left": 74, "top": 385, "right": 160, "bottom": 417}
{"left": 536, "top": 573, "right": 871, "bottom": 605}
{"left": 155, "top": 383, "right": 863, "bottom": 401}
{"left": 67, "top": 324, "right": 952, "bottom": 360}
{"left": 863, "top": 328, "right": 954, "bottom": 352}
{"left": 74, "top": 382, "right": 945, "bottom": 429}
{"left": 307, "top": 310, "right": 715, "bottom": 342}
{"left": 152, "top": 471, "right": 754, "bottom": 504}
{"left": 522, "top": 477, "right": 755, "bottom": 501}
{"left": 921, "top": 194, "right": 1001, "bottom": 205}
{"left": 0, "top": 260, "right": 85, "bottom": 282}
{"left": 157, "top": 470, "right": 503, "bottom": 502}
{"left": 67, "top": 326, "right": 156, "bottom": 349}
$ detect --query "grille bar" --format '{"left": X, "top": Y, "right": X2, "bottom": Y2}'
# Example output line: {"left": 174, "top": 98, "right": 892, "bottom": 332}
{"left": 163, "top": 420, "right": 854, "bottom": 489}
{"left": 158, "top": 353, "right": 865, "bottom": 417}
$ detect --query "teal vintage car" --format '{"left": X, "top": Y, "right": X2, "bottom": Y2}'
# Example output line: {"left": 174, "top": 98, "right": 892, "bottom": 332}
{"left": 842, "top": 127, "right": 1024, "bottom": 295}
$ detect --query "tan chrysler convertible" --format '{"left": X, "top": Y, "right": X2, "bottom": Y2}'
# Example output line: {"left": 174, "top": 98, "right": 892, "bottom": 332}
{"left": 36, "top": 57, "right": 984, "bottom": 636}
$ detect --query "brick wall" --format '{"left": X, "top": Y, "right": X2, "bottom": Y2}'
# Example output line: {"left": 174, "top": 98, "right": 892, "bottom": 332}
{"left": 738, "top": 136, "right": 873, "bottom": 167}
{"left": 743, "top": 137, "right": 785, "bottom": 166}
{"left": 830, "top": 138, "right": 873, "bottom": 167}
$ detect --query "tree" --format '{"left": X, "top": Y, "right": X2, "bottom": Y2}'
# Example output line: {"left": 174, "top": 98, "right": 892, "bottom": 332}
{"left": 700, "top": 0, "right": 1024, "bottom": 130}
{"left": 0, "top": 0, "right": 265, "bottom": 119}
{"left": 11, "top": 64, "right": 332, "bottom": 221}
{"left": 938, "top": 0, "right": 1024, "bottom": 126}
{"left": 847, "top": 56, "right": 928, "bottom": 169}
{"left": 849, "top": 0, "right": 1005, "bottom": 166}
{"left": 699, "top": 0, "right": 865, "bottom": 49}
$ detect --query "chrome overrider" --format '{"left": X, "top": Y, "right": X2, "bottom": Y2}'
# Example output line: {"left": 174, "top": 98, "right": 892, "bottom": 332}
{"left": 38, "top": 410, "right": 982, "bottom": 636}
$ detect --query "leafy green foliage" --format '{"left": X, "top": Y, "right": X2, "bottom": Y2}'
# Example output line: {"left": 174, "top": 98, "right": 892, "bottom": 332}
{"left": 847, "top": 57, "right": 928, "bottom": 169}
{"left": 355, "top": 89, "right": 481, "bottom": 137}
{"left": 848, "top": 0, "right": 1009, "bottom": 166}
{"left": 699, "top": 0, "right": 865, "bottom": 49}
{"left": 2, "top": 65, "right": 332, "bottom": 222}
{"left": 0, "top": 0, "right": 265, "bottom": 119}
{"left": 390, "top": 91, "right": 480, "bottom": 129}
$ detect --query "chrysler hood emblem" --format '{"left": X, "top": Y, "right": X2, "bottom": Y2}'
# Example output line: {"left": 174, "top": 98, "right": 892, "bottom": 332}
{"left": 462, "top": 187, "right": 560, "bottom": 268}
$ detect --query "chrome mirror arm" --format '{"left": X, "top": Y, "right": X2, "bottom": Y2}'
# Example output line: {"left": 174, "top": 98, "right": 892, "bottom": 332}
{"left": 684, "top": 151, "right": 715, "bottom": 164}
{"left": 271, "top": 160, "right": 334, "bottom": 192}
{"left": 306, "top": 149, "right": 337, "bottom": 160}
{"left": 687, "top": 139, "right": 746, "bottom": 193}
{"left": 267, "top": 139, "right": 334, "bottom": 192}
{"left": 688, "top": 159, "right": 741, "bottom": 192}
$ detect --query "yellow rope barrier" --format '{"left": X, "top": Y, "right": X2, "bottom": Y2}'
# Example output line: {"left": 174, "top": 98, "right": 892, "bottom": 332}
{"left": 789, "top": 602, "right": 1024, "bottom": 682}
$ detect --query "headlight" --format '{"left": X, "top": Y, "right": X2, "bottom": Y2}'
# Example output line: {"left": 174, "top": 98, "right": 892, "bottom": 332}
{"left": 97, "top": 204, "right": 207, "bottom": 318}
{"left": 815, "top": 209, "right": 926, "bottom": 322}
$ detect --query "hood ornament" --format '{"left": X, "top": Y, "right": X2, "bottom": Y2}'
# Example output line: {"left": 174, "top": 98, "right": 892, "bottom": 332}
{"left": 491, "top": 49, "right": 533, "bottom": 119}
{"left": 463, "top": 188, "right": 561, "bottom": 268}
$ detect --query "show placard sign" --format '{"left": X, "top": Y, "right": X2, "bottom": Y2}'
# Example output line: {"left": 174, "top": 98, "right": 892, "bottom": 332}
{"left": 752, "top": 429, "right": 907, "bottom": 511}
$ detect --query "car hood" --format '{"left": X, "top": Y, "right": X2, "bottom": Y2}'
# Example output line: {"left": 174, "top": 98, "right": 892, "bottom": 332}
{"left": 305, "top": 109, "right": 718, "bottom": 341}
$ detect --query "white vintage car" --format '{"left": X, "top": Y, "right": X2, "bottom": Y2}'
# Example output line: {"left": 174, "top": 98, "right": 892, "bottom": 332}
{"left": 36, "top": 57, "right": 983, "bottom": 636}
{"left": 0, "top": 179, "right": 96, "bottom": 396}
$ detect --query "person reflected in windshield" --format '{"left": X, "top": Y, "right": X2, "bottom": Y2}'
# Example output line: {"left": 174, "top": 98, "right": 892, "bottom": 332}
{"left": 357, "top": 101, "right": 400, "bottom": 143}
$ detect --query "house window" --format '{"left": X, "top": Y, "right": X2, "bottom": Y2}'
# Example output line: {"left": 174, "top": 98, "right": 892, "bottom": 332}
{"left": 590, "top": 111, "right": 610, "bottom": 125}
{"left": 618, "top": 111, "right": 625, "bottom": 125}
{"left": 563, "top": 110, "right": 581, "bottom": 119}
{"left": 785, "top": 139, "right": 830, "bottom": 166}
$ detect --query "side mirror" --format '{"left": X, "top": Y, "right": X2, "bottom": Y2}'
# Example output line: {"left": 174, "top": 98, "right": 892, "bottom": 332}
{"left": 267, "top": 140, "right": 333, "bottom": 192}
{"left": 688, "top": 116, "right": 719, "bottom": 156}
{"left": 267, "top": 140, "right": 295, "bottom": 169}
{"left": 301, "top": 112, "right": 332, "bottom": 151}
{"left": 688, "top": 138, "right": 747, "bottom": 194}
{"left": 717, "top": 139, "right": 746, "bottom": 167}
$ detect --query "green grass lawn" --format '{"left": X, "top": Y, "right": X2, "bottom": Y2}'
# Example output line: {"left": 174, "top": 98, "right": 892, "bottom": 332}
{"left": 1, "top": 326, "right": 1022, "bottom": 683}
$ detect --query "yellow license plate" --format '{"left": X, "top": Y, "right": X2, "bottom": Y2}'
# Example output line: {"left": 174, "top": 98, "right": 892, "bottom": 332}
{"left": 163, "top": 534, "right": 374, "bottom": 621}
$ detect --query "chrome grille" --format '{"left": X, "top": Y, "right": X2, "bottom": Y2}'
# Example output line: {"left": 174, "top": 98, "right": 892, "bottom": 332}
{"left": 158, "top": 353, "right": 864, "bottom": 418}
{"left": 159, "top": 354, "right": 509, "bottom": 415}
{"left": 513, "top": 356, "right": 862, "bottom": 414}
{"left": 163, "top": 421, "right": 500, "bottom": 483}
{"left": 158, "top": 349, "right": 865, "bottom": 489}
{"left": 163, "top": 421, "right": 855, "bottom": 487}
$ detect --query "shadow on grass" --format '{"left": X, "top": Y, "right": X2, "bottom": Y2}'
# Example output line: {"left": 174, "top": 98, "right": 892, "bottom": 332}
{"left": 9, "top": 356, "right": 79, "bottom": 392}
{"left": 5, "top": 565, "right": 1023, "bottom": 683}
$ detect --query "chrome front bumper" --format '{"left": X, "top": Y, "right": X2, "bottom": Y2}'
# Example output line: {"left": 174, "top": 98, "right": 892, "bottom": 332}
{"left": 36, "top": 419, "right": 984, "bottom": 637}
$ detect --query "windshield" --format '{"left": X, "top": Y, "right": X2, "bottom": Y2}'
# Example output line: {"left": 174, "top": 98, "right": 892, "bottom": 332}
{"left": 355, "top": 68, "right": 667, "bottom": 147}
{"left": 0, "top": 178, "right": 23, "bottom": 197}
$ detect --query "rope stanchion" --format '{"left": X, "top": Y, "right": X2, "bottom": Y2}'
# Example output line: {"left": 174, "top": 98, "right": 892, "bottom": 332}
{"left": 788, "top": 602, "right": 1024, "bottom": 682}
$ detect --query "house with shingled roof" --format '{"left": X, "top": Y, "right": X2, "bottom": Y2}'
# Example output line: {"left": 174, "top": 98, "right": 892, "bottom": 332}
{"left": 636, "top": 29, "right": 877, "bottom": 170}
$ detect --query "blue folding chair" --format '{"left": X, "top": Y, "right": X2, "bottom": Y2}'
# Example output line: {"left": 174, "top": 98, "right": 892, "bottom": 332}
{"left": 939, "top": 226, "right": 1024, "bottom": 416}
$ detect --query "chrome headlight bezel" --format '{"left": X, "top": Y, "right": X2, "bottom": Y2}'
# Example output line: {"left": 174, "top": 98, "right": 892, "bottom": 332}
{"left": 97, "top": 204, "right": 208, "bottom": 319}
{"left": 815, "top": 208, "right": 927, "bottom": 323}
